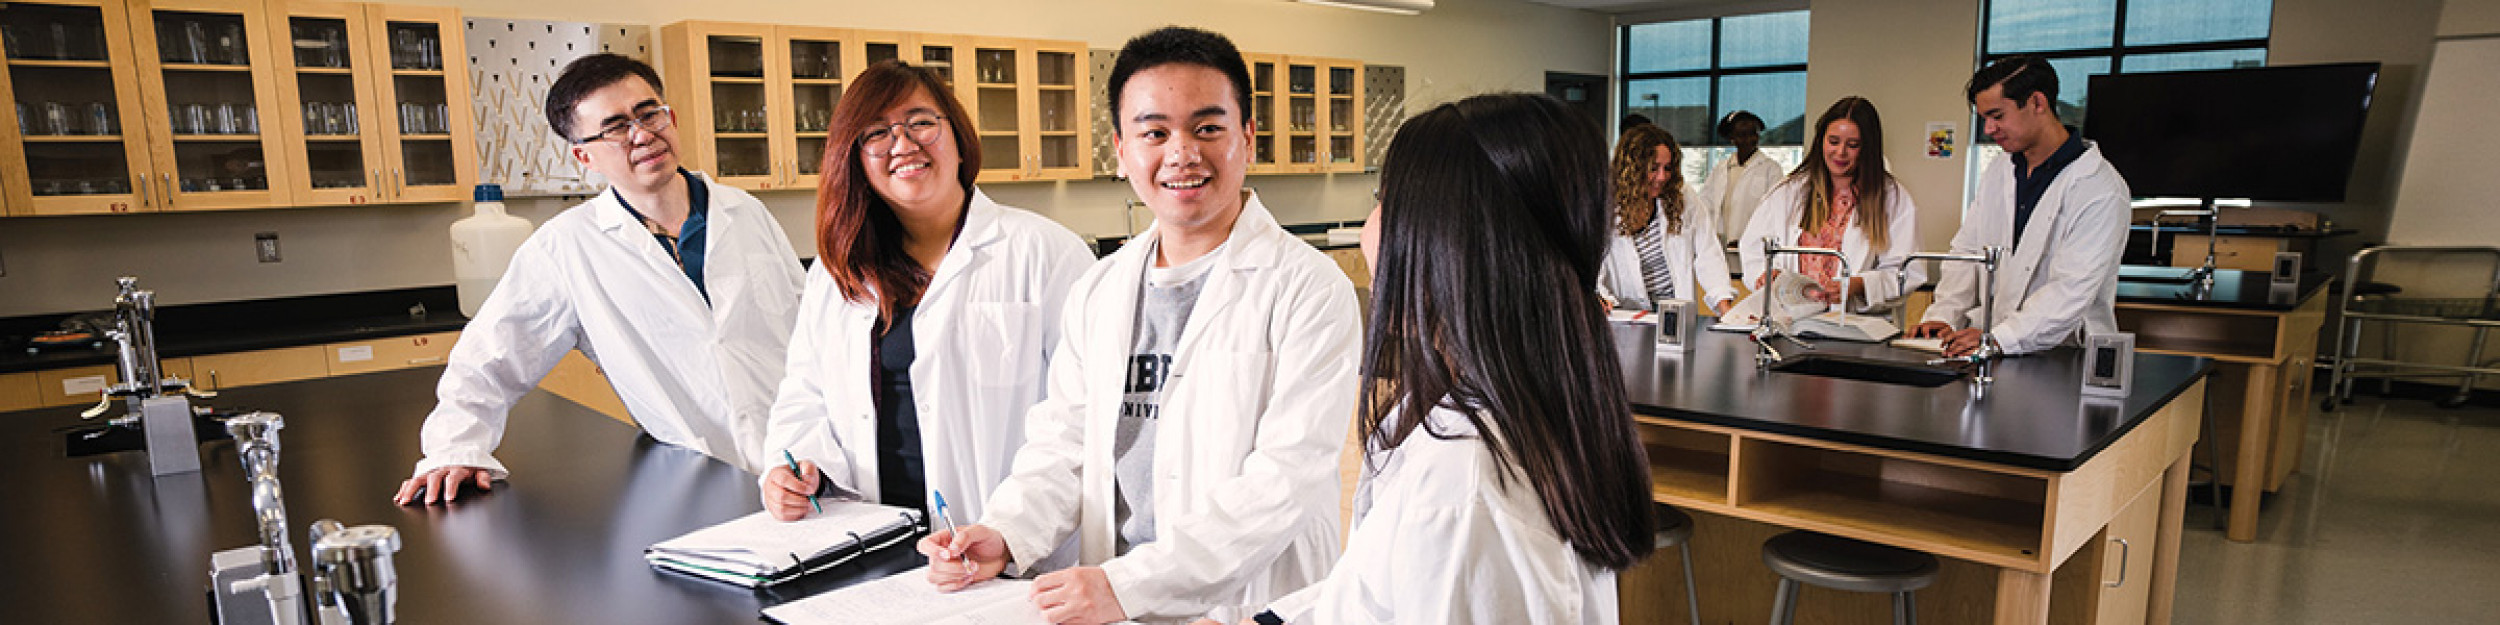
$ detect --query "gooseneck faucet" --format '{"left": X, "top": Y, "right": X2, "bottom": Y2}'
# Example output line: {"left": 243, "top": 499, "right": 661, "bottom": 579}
{"left": 214, "top": 412, "right": 403, "bottom": 625}
{"left": 1760, "top": 237, "right": 1855, "bottom": 311}
{"left": 1903, "top": 246, "right": 2004, "bottom": 385}
{"left": 2154, "top": 200, "right": 2221, "bottom": 291}
{"left": 224, "top": 413, "right": 311, "bottom": 625}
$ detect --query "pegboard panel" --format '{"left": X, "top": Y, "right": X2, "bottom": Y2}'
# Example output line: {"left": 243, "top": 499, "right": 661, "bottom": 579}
{"left": 463, "top": 18, "right": 652, "bottom": 197}
{"left": 1090, "top": 49, "right": 1119, "bottom": 178}
{"left": 1363, "top": 64, "right": 1404, "bottom": 171}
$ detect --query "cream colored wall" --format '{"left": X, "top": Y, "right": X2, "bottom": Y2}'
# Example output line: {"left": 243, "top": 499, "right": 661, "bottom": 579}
{"left": 2441, "top": 0, "right": 2500, "bottom": 37}
{"left": 0, "top": 0, "right": 1610, "bottom": 317}
{"left": 1800, "top": 0, "right": 1981, "bottom": 253}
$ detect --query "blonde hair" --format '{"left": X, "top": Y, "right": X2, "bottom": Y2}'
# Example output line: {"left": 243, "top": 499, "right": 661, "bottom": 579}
{"left": 1787, "top": 96, "right": 1892, "bottom": 249}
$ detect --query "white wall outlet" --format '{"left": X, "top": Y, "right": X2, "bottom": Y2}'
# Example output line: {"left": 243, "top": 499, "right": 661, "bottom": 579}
{"left": 255, "top": 232, "right": 281, "bottom": 263}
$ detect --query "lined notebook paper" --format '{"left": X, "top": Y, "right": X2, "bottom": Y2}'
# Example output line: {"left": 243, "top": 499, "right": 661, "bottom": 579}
{"left": 762, "top": 567, "right": 1045, "bottom": 625}
{"left": 645, "top": 502, "right": 921, "bottom": 587}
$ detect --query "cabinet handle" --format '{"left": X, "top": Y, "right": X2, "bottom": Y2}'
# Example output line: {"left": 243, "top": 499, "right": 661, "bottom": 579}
{"left": 371, "top": 170, "right": 382, "bottom": 198}
{"left": 407, "top": 356, "right": 445, "bottom": 366}
{"left": 159, "top": 173, "right": 173, "bottom": 207}
{"left": 208, "top": 370, "right": 220, "bottom": 391}
{"left": 136, "top": 175, "right": 151, "bottom": 207}
{"left": 2106, "top": 537, "right": 2131, "bottom": 588}
{"left": 393, "top": 169, "right": 403, "bottom": 197}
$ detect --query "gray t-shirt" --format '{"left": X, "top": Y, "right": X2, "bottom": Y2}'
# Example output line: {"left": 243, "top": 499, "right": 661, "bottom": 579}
{"left": 1113, "top": 241, "right": 1220, "bottom": 554}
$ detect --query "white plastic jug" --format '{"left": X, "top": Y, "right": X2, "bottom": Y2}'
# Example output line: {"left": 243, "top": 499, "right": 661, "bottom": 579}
{"left": 450, "top": 184, "right": 533, "bottom": 317}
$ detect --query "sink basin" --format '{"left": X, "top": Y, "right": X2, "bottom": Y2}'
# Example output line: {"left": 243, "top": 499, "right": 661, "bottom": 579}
{"left": 1770, "top": 354, "right": 1964, "bottom": 387}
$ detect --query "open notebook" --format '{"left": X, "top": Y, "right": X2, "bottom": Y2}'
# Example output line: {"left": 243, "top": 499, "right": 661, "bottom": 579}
{"left": 762, "top": 567, "right": 1045, "bottom": 625}
{"left": 645, "top": 502, "right": 922, "bottom": 587}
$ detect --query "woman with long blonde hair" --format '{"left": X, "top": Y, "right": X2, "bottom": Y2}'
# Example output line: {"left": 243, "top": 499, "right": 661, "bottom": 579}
{"left": 1736, "top": 96, "right": 1923, "bottom": 312}
{"left": 1598, "top": 123, "right": 1735, "bottom": 315}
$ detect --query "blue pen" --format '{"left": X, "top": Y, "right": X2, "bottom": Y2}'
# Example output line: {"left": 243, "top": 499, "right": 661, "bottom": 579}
{"left": 935, "top": 490, "right": 970, "bottom": 573}
{"left": 784, "top": 450, "right": 820, "bottom": 514}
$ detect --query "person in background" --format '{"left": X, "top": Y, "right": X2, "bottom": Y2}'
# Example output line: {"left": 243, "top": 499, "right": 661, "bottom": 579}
{"left": 1909, "top": 55, "right": 2130, "bottom": 357}
{"left": 1700, "top": 110, "right": 1790, "bottom": 243}
{"left": 1598, "top": 123, "right": 1735, "bottom": 315}
{"left": 1226, "top": 92, "right": 1657, "bottom": 625}
{"left": 1619, "top": 112, "right": 1653, "bottom": 135}
{"left": 395, "top": 53, "right": 803, "bottom": 504}
{"left": 1738, "top": 96, "right": 1923, "bottom": 312}
{"left": 915, "top": 26, "right": 1360, "bottom": 625}
{"left": 756, "top": 60, "right": 1093, "bottom": 522}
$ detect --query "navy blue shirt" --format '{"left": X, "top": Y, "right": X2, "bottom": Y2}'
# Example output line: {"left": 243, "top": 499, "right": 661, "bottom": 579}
{"left": 2010, "top": 127, "right": 2086, "bottom": 249}
{"left": 613, "top": 169, "right": 712, "bottom": 303}
{"left": 872, "top": 305, "right": 926, "bottom": 513}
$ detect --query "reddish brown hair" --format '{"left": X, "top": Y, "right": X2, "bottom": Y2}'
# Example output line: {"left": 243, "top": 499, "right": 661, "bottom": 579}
{"left": 814, "top": 60, "right": 983, "bottom": 323}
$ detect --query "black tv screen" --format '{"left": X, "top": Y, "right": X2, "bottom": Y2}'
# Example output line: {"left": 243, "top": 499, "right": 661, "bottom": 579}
{"left": 2083, "top": 62, "right": 2378, "bottom": 202}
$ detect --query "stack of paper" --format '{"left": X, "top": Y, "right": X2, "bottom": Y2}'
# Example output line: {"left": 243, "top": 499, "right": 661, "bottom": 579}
{"left": 645, "top": 502, "right": 922, "bottom": 587}
{"left": 763, "top": 567, "right": 1045, "bottom": 625}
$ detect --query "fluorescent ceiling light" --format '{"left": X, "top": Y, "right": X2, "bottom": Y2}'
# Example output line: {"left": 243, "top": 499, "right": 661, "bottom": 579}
{"left": 1295, "top": 0, "right": 1433, "bottom": 15}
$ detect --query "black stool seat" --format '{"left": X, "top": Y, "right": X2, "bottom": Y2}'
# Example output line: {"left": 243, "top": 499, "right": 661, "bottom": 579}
{"left": 1653, "top": 505, "right": 1694, "bottom": 548}
{"left": 1762, "top": 531, "right": 1939, "bottom": 594}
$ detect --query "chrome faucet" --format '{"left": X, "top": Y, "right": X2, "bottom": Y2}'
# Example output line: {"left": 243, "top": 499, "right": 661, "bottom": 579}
{"left": 1760, "top": 238, "right": 1855, "bottom": 310}
{"left": 1751, "top": 238, "right": 1847, "bottom": 366}
{"left": 82, "top": 276, "right": 215, "bottom": 422}
{"left": 213, "top": 412, "right": 403, "bottom": 625}
{"left": 1904, "top": 246, "right": 2005, "bottom": 385}
{"left": 2153, "top": 200, "right": 2221, "bottom": 291}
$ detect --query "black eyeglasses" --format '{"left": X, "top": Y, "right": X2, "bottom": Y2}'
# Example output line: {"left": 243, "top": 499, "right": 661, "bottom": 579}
{"left": 575, "top": 106, "right": 673, "bottom": 145}
{"left": 859, "top": 113, "right": 947, "bottom": 155}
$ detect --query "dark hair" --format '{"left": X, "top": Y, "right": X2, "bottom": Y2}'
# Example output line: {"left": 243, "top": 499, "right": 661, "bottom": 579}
{"left": 1716, "top": 110, "right": 1766, "bottom": 139}
{"left": 1621, "top": 113, "right": 1654, "bottom": 131}
{"left": 1967, "top": 54, "right": 2059, "bottom": 114}
{"left": 1369, "top": 92, "right": 1656, "bottom": 570}
{"left": 1107, "top": 27, "right": 1254, "bottom": 130}
{"left": 545, "top": 53, "right": 664, "bottom": 141}
{"left": 1611, "top": 123, "right": 1687, "bottom": 236}
{"left": 814, "top": 60, "right": 982, "bottom": 323}
{"left": 1787, "top": 96, "right": 1895, "bottom": 249}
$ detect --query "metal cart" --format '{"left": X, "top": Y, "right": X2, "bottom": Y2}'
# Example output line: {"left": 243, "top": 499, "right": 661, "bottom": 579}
{"left": 2323, "top": 246, "right": 2500, "bottom": 410}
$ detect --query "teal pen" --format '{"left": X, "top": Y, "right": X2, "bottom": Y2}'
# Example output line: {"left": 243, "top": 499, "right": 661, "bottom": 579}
{"left": 935, "top": 490, "right": 971, "bottom": 573}
{"left": 784, "top": 450, "right": 820, "bottom": 514}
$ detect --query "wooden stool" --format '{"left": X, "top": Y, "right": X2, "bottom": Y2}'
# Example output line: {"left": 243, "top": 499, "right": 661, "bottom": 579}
{"left": 1761, "top": 531, "right": 1939, "bottom": 625}
{"left": 1652, "top": 505, "right": 1701, "bottom": 624}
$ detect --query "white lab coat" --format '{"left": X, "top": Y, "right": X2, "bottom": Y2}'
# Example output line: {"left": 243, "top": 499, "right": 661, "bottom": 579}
{"left": 1701, "top": 151, "right": 1790, "bottom": 243}
{"left": 763, "top": 189, "right": 1094, "bottom": 522}
{"left": 416, "top": 172, "right": 803, "bottom": 477}
{"left": 1264, "top": 406, "right": 1620, "bottom": 625}
{"left": 1598, "top": 187, "right": 1735, "bottom": 312}
{"left": 1737, "top": 176, "right": 1925, "bottom": 311}
{"left": 1921, "top": 142, "right": 2131, "bottom": 355}
{"left": 979, "top": 192, "right": 1361, "bottom": 623}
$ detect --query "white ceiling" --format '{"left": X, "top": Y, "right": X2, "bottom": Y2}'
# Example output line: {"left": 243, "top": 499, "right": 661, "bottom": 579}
{"left": 1519, "top": 0, "right": 1727, "bottom": 14}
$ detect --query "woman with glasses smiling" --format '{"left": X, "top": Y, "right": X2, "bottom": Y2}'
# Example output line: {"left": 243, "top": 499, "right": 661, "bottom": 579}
{"left": 759, "top": 60, "right": 1094, "bottom": 530}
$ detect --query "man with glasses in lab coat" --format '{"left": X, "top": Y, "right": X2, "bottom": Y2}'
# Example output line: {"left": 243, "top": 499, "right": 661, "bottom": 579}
{"left": 395, "top": 53, "right": 803, "bottom": 505}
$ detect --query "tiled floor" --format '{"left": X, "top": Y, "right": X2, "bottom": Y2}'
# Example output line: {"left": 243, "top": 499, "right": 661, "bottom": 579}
{"left": 2171, "top": 394, "right": 2500, "bottom": 624}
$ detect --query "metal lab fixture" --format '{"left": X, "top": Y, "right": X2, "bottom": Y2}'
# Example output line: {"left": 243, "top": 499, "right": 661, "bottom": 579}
{"left": 1902, "top": 247, "right": 2004, "bottom": 386}
{"left": 1752, "top": 238, "right": 1847, "bottom": 367}
{"left": 2152, "top": 201, "right": 2222, "bottom": 292}
{"left": 80, "top": 276, "right": 218, "bottom": 475}
{"left": 209, "top": 413, "right": 403, "bottom": 625}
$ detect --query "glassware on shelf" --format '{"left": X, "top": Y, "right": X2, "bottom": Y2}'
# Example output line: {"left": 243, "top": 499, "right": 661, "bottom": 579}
{"left": 41, "top": 101, "right": 70, "bottom": 135}
{"left": 215, "top": 102, "right": 239, "bottom": 134}
{"left": 432, "top": 102, "right": 449, "bottom": 134}
{"left": 183, "top": 20, "right": 209, "bottom": 64}
{"left": 14, "top": 103, "right": 27, "bottom": 134}
{"left": 89, "top": 102, "right": 114, "bottom": 135}
{"left": 51, "top": 22, "right": 71, "bottom": 60}
{"left": 218, "top": 23, "right": 244, "bottom": 65}
{"left": 324, "top": 26, "right": 346, "bottom": 68}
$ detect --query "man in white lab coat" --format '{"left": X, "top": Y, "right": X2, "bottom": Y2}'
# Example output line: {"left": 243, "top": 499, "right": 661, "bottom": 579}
{"left": 917, "top": 27, "right": 1360, "bottom": 625}
{"left": 1911, "top": 55, "right": 2131, "bottom": 357}
{"left": 394, "top": 53, "right": 803, "bottom": 504}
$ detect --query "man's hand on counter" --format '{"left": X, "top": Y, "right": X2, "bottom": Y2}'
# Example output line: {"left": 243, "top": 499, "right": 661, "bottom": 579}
{"left": 395, "top": 465, "right": 496, "bottom": 505}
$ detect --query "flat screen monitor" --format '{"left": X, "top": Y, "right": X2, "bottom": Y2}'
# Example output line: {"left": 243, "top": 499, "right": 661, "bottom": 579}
{"left": 2083, "top": 62, "right": 2378, "bottom": 202}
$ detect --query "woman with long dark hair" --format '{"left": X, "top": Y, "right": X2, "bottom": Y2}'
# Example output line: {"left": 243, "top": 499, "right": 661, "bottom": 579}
{"left": 1736, "top": 96, "right": 1923, "bottom": 312}
{"left": 1250, "top": 92, "right": 1656, "bottom": 624}
{"left": 1599, "top": 123, "right": 1736, "bottom": 315}
{"left": 758, "top": 60, "right": 1093, "bottom": 524}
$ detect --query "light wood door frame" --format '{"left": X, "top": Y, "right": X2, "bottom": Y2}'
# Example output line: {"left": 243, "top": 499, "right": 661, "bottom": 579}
{"left": 1029, "top": 38, "right": 1089, "bottom": 180}
{"left": 773, "top": 25, "right": 848, "bottom": 191}
{"left": 1321, "top": 58, "right": 1362, "bottom": 173}
{"left": 1241, "top": 52, "right": 1283, "bottom": 175}
{"left": 966, "top": 35, "right": 1027, "bottom": 183}
{"left": 2, "top": 0, "right": 159, "bottom": 216}
{"left": 363, "top": 3, "right": 473, "bottom": 203}
{"left": 263, "top": 0, "right": 385, "bottom": 206}
{"left": 134, "top": 0, "right": 296, "bottom": 212}
{"left": 660, "top": 21, "right": 779, "bottom": 190}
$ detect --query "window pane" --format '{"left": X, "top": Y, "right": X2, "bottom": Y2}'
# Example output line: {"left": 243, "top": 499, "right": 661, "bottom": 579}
{"left": 1718, "top": 71, "right": 1807, "bottom": 145}
{"left": 2044, "top": 56, "right": 2111, "bottom": 127}
{"left": 1987, "top": 0, "right": 2117, "bottom": 54}
{"left": 2122, "top": 48, "right": 2266, "bottom": 73}
{"left": 1625, "top": 77, "right": 1710, "bottom": 143}
{"left": 1626, "top": 20, "right": 1711, "bottom": 73}
{"left": 2125, "top": 0, "right": 2270, "bottom": 46}
{"left": 1720, "top": 10, "right": 1809, "bottom": 68}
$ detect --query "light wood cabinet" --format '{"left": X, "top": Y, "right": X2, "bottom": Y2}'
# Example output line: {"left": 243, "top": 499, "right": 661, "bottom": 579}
{"left": 661, "top": 21, "right": 1092, "bottom": 190}
{"left": 190, "top": 344, "right": 326, "bottom": 390}
{"left": 2092, "top": 481, "right": 2164, "bottom": 625}
{"left": 0, "top": 371, "right": 43, "bottom": 412}
{"left": 324, "top": 329, "right": 452, "bottom": 375}
{"left": 1, "top": 0, "right": 471, "bottom": 216}
{"left": 1246, "top": 53, "right": 1363, "bottom": 175}
{"left": 30, "top": 357, "right": 190, "bottom": 407}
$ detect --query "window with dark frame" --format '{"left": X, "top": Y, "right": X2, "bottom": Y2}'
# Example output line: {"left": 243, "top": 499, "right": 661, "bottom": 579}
{"left": 1978, "top": 0, "right": 2273, "bottom": 131}
{"left": 1619, "top": 10, "right": 1810, "bottom": 148}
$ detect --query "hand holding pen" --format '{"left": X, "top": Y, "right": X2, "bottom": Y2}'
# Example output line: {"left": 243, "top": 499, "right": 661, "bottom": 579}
{"left": 759, "top": 450, "right": 821, "bottom": 522}
{"left": 915, "top": 518, "right": 1011, "bottom": 592}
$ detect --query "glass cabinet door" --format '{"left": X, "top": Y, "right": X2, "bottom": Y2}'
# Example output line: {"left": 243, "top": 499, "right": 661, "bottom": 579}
{"left": 2, "top": 0, "right": 156, "bottom": 215}
{"left": 779, "top": 26, "right": 846, "bottom": 190}
{"left": 1283, "top": 60, "right": 1319, "bottom": 172}
{"left": 1324, "top": 62, "right": 1361, "bottom": 172}
{"left": 1031, "top": 42, "right": 1087, "bottom": 180}
{"left": 365, "top": 4, "right": 472, "bottom": 202}
{"left": 969, "top": 39, "right": 1022, "bottom": 182}
{"left": 268, "top": 2, "right": 381, "bottom": 205}
{"left": 699, "top": 27, "right": 777, "bottom": 189}
{"left": 135, "top": 0, "right": 292, "bottom": 211}
{"left": 1244, "top": 54, "right": 1279, "bottom": 174}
